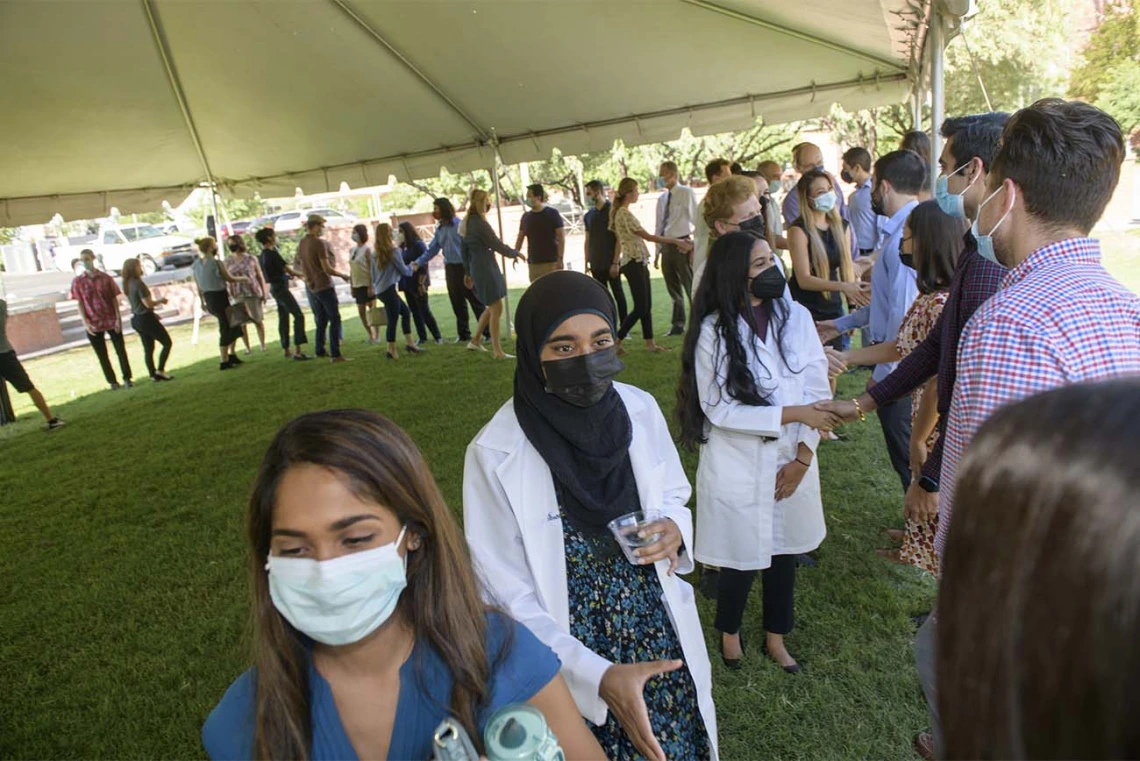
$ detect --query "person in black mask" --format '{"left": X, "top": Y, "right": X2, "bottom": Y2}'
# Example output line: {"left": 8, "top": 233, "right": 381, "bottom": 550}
{"left": 463, "top": 270, "right": 718, "bottom": 761}
{"left": 677, "top": 231, "right": 837, "bottom": 674}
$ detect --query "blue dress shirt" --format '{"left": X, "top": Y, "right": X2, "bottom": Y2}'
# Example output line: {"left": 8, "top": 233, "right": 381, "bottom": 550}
{"left": 415, "top": 217, "right": 464, "bottom": 267}
{"left": 848, "top": 179, "right": 883, "bottom": 253}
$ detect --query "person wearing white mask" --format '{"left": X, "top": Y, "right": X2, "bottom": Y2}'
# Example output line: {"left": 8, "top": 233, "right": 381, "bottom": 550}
{"left": 348, "top": 223, "right": 377, "bottom": 344}
{"left": 202, "top": 409, "right": 604, "bottom": 760}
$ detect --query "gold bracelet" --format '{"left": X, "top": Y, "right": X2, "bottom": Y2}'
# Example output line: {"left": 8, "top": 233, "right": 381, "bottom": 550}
{"left": 852, "top": 397, "right": 867, "bottom": 422}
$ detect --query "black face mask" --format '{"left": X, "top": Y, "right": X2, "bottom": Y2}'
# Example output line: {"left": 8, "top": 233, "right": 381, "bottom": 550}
{"left": 840, "top": 169, "right": 853, "bottom": 184}
{"left": 229, "top": 243, "right": 242, "bottom": 252}
{"left": 871, "top": 185, "right": 887, "bottom": 217}
{"left": 542, "top": 346, "right": 625, "bottom": 408}
{"left": 738, "top": 215, "right": 765, "bottom": 234}
{"left": 900, "top": 253, "right": 915, "bottom": 270}
{"left": 750, "top": 266, "right": 786, "bottom": 301}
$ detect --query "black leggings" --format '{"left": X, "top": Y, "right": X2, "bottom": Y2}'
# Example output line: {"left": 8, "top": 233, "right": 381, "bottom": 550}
{"left": 202, "top": 290, "right": 241, "bottom": 347}
{"left": 617, "top": 260, "right": 653, "bottom": 341}
{"left": 404, "top": 286, "right": 442, "bottom": 342}
{"left": 130, "top": 312, "right": 172, "bottom": 377}
{"left": 377, "top": 286, "right": 411, "bottom": 343}
{"left": 713, "top": 555, "right": 797, "bottom": 636}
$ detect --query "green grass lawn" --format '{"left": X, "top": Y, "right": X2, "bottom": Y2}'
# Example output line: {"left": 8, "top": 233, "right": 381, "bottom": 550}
{"left": 15, "top": 236, "right": 1139, "bottom": 760}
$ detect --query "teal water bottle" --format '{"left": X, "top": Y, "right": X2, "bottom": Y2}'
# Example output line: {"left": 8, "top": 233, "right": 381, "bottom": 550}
{"left": 484, "top": 704, "right": 565, "bottom": 761}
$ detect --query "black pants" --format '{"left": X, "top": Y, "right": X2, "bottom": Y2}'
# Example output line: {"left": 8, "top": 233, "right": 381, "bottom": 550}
{"left": 591, "top": 265, "right": 628, "bottom": 325}
{"left": 203, "top": 290, "right": 242, "bottom": 348}
{"left": 377, "top": 286, "right": 412, "bottom": 343}
{"left": 404, "top": 286, "right": 442, "bottom": 342}
{"left": 306, "top": 287, "right": 341, "bottom": 358}
{"left": 444, "top": 262, "right": 487, "bottom": 341}
{"left": 270, "top": 283, "right": 307, "bottom": 350}
{"left": 714, "top": 555, "right": 797, "bottom": 636}
{"left": 86, "top": 328, "right": 132, "bottom": 385}
{"left": 617, "top": 260, "right": 653, "bottom": 341}
{"left": 660, "top": 243, "right": 693, "bottom": 331}
{"left": 130, "top": 312, "right": 171, "bottom": 377}
{"left": 878, "top": 394, "right": 914, "bottom": 492}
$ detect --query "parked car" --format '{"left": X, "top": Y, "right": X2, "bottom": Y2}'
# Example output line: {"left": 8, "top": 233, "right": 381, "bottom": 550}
{"left": 218, "top": 220, "right": 253, "bottom": 238}
{"left": 551, "top": 199, "right": 585, "bottom": 234}
{"left": 56, "top": 223, "right": 197, "bottom": 275}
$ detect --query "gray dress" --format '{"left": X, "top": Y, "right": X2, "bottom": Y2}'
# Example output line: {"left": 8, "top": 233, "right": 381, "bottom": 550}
{"left": 462, "top": 214, "right": 519, "bottom": 304}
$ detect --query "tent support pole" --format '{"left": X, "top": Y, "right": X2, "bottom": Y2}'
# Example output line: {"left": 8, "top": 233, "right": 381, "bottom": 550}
{"left": 929, "top": 7, "right": 946, "bottom": 188}
{"left": 490, "top": 138, "right": 512, "bottom": 336}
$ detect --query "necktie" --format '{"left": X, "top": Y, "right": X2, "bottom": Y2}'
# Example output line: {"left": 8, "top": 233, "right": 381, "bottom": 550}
{"left": 659, "top": 190, "right": 671, "bottom": 236}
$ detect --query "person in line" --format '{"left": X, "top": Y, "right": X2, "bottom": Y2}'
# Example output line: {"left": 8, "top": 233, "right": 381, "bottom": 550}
{"left": 840, "top": 147, "right": 882, "bottom": 258}
{"left": 371, "top": 222, "right": 421, "bottom": 361}
{"left": 815, "top": 111, "right": 1010, "bottom": 760}
{"left": 255, "top": 227, "right": 310, "bottom": 361}
{"left": 698, "top": 176, "right": 791, "bottom": 301}
{"left": 121, "top": 257, "right": 174, "bottom": 382}
{"left": 833, "top": 202, "right": 960, "bottom": 573}
{"left": 818, "top": 150, "right": 925, "bottom": 492}
{"left": 70, "top": 248, "right": 134, "bottom": 390}
{"left": 415, "top": 197, "right": 488, "bottom": 343}
{"left": 692, "top": 158, "right": 733, "bottom": 279}
{"left": 296, "top": 214, "right": 351, "bottom": 363}
{"left": 514, "top": 183, "right": 565, "bottom": 283}
{"left": 787, "top": 169, "right": 868, "bottom": 349}
{"left": 224, "top": 234, "right": 269, "bottom": 354}
{"left": 192, "top": 237, "right": 249, "bottom": 371}
{"left": 677, "top": 232, "right": 835, "bottom": 675}
{"left": 781, "top": 143, "right": 849, "bottom": 227}
{"left": 655, "top": 161, "right": 698, "bottom": 336}
{"left": 400, "top": 222, "right": 442, "bottom": 345}
{"left": 348, "top": 223, "right": 377, "bottom": 344}
{"left": 464, "top": 189, "right": 526, "bottom": 360}
{"left": 583, "top": 180, "right": 627, "bottom": 324}
{"left": 464, "top": 271, "right": 718, "bottom": 761}
{"left": 899, "top": 131, "right": 934, "bottom": 200}
{"left": 201, "top": 409, "right": 604, "bottom": 760}
{"left": 610, "top": 178, "right": 692, "bottom": 354}
{"left": 0, "top": 298, "right": 65, "bottom": 430}
{"left": 757, "top": 160, "right": 789, "bottom": 251}
{"left": 937, "top": 379, "right": 1140, "bottom": 760}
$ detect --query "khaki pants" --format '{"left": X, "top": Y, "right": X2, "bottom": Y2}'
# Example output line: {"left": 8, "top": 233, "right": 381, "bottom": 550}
{"left": 528, "top": 262, "right": 560, "bottom": 283}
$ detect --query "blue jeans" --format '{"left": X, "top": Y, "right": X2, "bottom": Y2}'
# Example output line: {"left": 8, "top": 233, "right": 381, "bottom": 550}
{"left": 270, "top": 283, "right": 307, "bottom": 350}
{"left": 377, "top": 286, "right": 411, "bottom": 343}
{"left": 306, "top": 286, "right": 341, "bottom": 358}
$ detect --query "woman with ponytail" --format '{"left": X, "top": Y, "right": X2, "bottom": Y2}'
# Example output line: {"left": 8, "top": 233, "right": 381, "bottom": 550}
{"left": 202, "top": 409, "right": 602, "bottom": 760}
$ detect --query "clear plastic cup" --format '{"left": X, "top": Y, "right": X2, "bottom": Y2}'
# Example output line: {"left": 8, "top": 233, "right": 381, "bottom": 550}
{"left": 607, "top": 510, "right": 664, "bottom": 565}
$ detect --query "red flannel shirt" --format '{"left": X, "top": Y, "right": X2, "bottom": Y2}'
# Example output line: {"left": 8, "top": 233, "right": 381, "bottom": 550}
{"left": 70, "top": 270, "right": 123, "bottom": 333}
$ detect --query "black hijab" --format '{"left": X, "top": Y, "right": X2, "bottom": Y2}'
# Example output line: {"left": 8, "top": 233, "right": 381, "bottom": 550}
{"left": 513, "top": 271, "right": 638, "bottom": 536}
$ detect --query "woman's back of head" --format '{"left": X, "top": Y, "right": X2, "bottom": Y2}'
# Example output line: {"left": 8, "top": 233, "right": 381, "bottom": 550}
{"left": 939, "top": 378, "right": 1140, "bottom": 759}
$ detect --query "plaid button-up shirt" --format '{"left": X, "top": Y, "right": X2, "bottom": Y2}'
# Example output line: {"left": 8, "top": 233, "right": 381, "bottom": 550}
{"left": 868, "top": 234, "right": 1007, "bottom": 484}
{"left": 70, "top": 270, "right": 123, "bottom": 333}
{"left": 936, "top": 237, "right": 1140, "bottom": 557}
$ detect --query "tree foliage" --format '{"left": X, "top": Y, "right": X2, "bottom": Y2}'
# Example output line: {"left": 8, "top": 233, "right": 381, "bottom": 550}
{"left": 1095, "top": 59, "right": 1140, "bottom": 134}
{"left": 1070, "top": 0, "right": 1140, "bottom": 103}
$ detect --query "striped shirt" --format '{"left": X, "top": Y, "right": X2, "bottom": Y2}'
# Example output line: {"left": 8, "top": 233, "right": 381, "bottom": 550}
{"left": 936, "top": 237, "right": 1140, "bottom": 556}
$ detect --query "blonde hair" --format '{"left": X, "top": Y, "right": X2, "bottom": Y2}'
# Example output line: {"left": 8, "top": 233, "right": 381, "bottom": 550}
{"left": 468, "top": 189, "right": 490, "bottom": 218}
{"left": 194, "top": 236, "right": 217, "bottom": 256}
{"left": 121, "top": 257, "right": 143, "bottom": 294}
{"left": 608, "top": 178, "right": 639, "bottom": 232}
{"left": 795, "top": 170, "right": 854, "bottom": 297}
{"left": 374, "top": 223, "right": 396, "bottom": 269}
{"left": 703, "top": 176, "right": 756, "bottom": 235}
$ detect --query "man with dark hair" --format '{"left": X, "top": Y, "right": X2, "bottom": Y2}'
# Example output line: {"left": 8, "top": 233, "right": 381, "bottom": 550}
{"left": 820, "top": 149, "right": 924, "bottom": 492}
{"left": 256, "top": 227, "right": 310, "bottom": 360}
{"left": 582, "top": 180, "right": 627, "bottom": 323}
{"left": 704, "top": 158, "right": 732, "bottom": 185}
{"left": 841, "top": 147, "right": 881, "bottom": 255}
{"left": 70, "top": 248, "right": 133, "bottom": 390}
{"left": 656, "top": 161, "right": 697, "bottom": 335}
{"left": 415, "top": 197, "right": 487, "bottom": 342}
{"left": 296, "top": 214, "right": 351, "bottom": 362}
{"left": 514, "top": 183, "right": 565, "bottom": 283}
{"left": 782, "top": 142, "right": 849, "bottom": 225}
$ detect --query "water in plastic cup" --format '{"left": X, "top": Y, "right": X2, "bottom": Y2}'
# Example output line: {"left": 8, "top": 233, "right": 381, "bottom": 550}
{"left": 607, "top": 510, "right": 663, "bottom": 565}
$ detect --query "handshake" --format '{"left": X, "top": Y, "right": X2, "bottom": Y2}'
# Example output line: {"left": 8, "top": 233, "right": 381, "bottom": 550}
{"left": 804, "top": 397, "right": 869, "bottom": 432}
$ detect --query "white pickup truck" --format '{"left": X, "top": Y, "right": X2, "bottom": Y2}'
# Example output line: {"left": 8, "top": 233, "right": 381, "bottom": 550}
{"left": 56, "top": 223, "right": 198, "bottom": 276}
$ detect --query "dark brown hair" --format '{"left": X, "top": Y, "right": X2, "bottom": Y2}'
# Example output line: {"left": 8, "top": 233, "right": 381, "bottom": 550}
{"left": 120, "top": 257, "right": 143, "bottom": 295}
{"left": 246, "top": 410, "right": 499, "bottom": 759}
{"left": 352, "top": 223, "right": 369, "bottom": 244}
{"left": 398, "top": 221, "right": 420, "bottom": 247}
{"left": 906, "top": 201, "right": 962, "bottom": 295}
{"left": 842, "top": 146, "right": 872, "bottom": 173}
{"left": 874, "top": 149, "right": 928, "bottom": 197}
{"left": 990, "top": 98, "right": 1125, "bottom": 235}
{"left": 899, "top": 129, "right": 930, "bottom": 159}
{"left": 704, "top": 158, "right": 731, "bottom": 184}
{"left": 939, "top": 379, "right": 1140, "bottom": 759}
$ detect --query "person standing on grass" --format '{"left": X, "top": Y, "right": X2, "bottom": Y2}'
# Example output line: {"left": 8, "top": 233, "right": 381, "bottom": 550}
{"left": 583, "top": 180, "right": 627, "bottom": 324}
{"left": 415, "top": 197, "right": 488, "bottom": 343}
{"left": 296, "top": 214, "right": 351, "bottom": 363}
{"left": 224, "top": 234, "right": 269, "bottom": 355}
{"left": 514, "top": 183, "right": 565, "bottom": 283}
{"left": 121, "top": 258, "right": 174, "bottom": 382}
{"left": 655, "top": 161, "right": 697, "bottom": 337}
{"left": 464, "top": 189, "right": 526, "bottom": 360}
{"left": 70, "top": 248, "right": 134, "bottom": 390}
{"left": 464, "top": 271, "right": 717, "bottom": 761}
{"left": 255, "top": 227, "right": 310, "bottom": 361}
{"left": 192, "top": 237, "right": 249, "bottom": 371}
{"left": 202, "top": 409, "right": 604, "bottom": 761}
{"left": 782, "top": 143, "right": 849, "bottom": 227}
{"left": 348, "top": 223, "right": 378, "bottom": 344}
{"left": 0, "top": 298, "right": 64, "bottom": 430}
{"left": 676, "top": 232, "right": 835, "bottom": 676}
{"left": 370, "top": 222, "right": 422, "bottom": 361}
{"left": 400, "top": 221, "right": 442, "bottom": 345}
{"left": 692, "top": 158, "right": 733, "bottom": 282}
{"left": 609, "top": 178, "right": 691, "bottom": 355}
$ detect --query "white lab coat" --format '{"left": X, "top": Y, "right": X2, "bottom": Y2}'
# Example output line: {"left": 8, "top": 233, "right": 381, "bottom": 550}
{"left": 693, "top": 303, "right": 830, "bottom": 570}
{"left": 463, "top": 383, "right": 719, "bottom": 759}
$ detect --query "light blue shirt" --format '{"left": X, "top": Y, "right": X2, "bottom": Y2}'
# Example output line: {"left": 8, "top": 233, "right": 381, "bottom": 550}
{"left": 834, "top": 199, "right": 919, "bottom": 381}
{"left": 416, "top": 217, "right": 463, "bottom": 266}
{"left": 848, "top": 179, "right": 883, "bottom": 253}
{"left": 371, "top": 250, "right": 413, "bottom": 294}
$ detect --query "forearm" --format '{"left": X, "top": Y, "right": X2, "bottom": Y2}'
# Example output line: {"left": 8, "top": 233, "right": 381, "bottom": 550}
{"left": 834, "top": 307, "right": 870, "bottom": 332}
{"left": 921, "top": 430, "right": 946, "bottom": 482}
{"left": 843, "top": 340, "right": 900, "bottom": 367}
{"left": 912, "top": 378, "right": 940, "bottom": 445}
{"left": 866, "top": 330, "right": 940, "bottom": 408}
{"left": 556, "top": 231, "right": 565, "bottom": 262}
{"left": 514, "top": 234, "right": 525, "bottom": 251}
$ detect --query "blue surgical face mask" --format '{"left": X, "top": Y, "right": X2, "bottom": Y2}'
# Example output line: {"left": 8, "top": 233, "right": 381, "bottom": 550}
{"left": 811, "top": 191, "right": 837, "bottom": 213}
{"left": 935, "top": 163, "right": 979, "bottom": 220}
{"left": 267, "top": 526, "right": 409, "bottom": 646}
{"left": 971, "top": 185, "right": 1014, "bottom": 266}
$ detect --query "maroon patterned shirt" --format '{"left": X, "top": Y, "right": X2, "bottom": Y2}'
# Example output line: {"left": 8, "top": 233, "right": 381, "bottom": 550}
{"left": 70, "top": 270, "right": 123, "bottom": 333}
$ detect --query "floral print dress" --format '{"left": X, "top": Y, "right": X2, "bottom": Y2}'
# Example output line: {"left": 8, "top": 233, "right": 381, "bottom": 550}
{"left": 562, "top": 508, "right": 710, "bottom": 760}
{"left": 895, "top": 290, "right": 948, "bottom": 575}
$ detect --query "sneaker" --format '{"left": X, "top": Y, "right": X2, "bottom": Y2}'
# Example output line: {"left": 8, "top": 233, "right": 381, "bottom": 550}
{"left": 434, "top": 338, "right": 444, "bottom": 345}
{"left": 667, "top": 326, "right": 685, "bottom": 337}
{"left": 228, "top": 355, "right": 244, "bottom": 366}
{"left": 293, "top": 353, "right": 312, "bottom": 361}
{"left": 220, "top": 362, "right": 232, "bottom": 371}
{"left": 405, "top": 344, "right": 423, "bottom": 354}
{"left": 46, "top": 418, "right": 66, "bottom": 431}
{"left": 152, "top": 372, "right": 174, "bottom": 382}
{"left": 110, "top": 382, "right": 121, "bottom": 391}
{"left": 466, "top": 342, "right": 488, "bottom": 353}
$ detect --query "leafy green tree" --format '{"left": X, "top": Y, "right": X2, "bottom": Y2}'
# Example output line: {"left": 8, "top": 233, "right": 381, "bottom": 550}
{"left": 1095, "top": 59, "right": 1140, "bottom": 135}
{"left": 1071, "top": 0, "right": 1140, "bottom": 103}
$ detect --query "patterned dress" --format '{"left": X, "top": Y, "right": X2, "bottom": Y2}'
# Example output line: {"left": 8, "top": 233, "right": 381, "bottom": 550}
{"left": 563, "top": 510, "right": 710, "bottom": 760}
{"left": 895, "top": 291, "right": 948, "bottom": 575}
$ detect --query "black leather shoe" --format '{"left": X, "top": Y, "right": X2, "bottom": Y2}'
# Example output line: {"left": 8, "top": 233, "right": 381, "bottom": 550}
{"left": 721, "top": 632, "right": 746, "bottom": 670}
{"left": 761, "top": 641, "right": 803, "bottom": 674}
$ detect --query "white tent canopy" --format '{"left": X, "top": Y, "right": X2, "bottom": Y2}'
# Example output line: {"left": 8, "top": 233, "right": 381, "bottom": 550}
{"left": 0, "top": 0, "right": 952, "bottom": 227}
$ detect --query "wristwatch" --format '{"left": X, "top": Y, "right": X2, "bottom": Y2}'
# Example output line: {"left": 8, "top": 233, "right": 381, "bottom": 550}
{"left": 917, "top": 475, "right": 940, "bottom": 494}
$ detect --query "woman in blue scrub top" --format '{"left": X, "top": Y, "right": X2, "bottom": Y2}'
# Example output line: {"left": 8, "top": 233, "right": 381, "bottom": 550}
{"left": 201, "top": 409, "right": 604, "bottom": 760}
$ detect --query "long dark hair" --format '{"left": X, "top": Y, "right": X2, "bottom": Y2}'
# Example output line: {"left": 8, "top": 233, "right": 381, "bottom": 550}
{"left": 434, "top": 197, "right": 456, "bottom": 223}
{"left": 246, "top": 410, "right": 501, "bottom": 759}
{"left": 676, "top": 231, "right": 798, "bottom": 450}
{"left": 398, "top": 221, "right": 420, "bottom": 249}
{"left": 907, "top": 201, "right": 962, "bottom": 294}
{"left": 939, "top": 379, "right": 1140, "bottom": 760}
